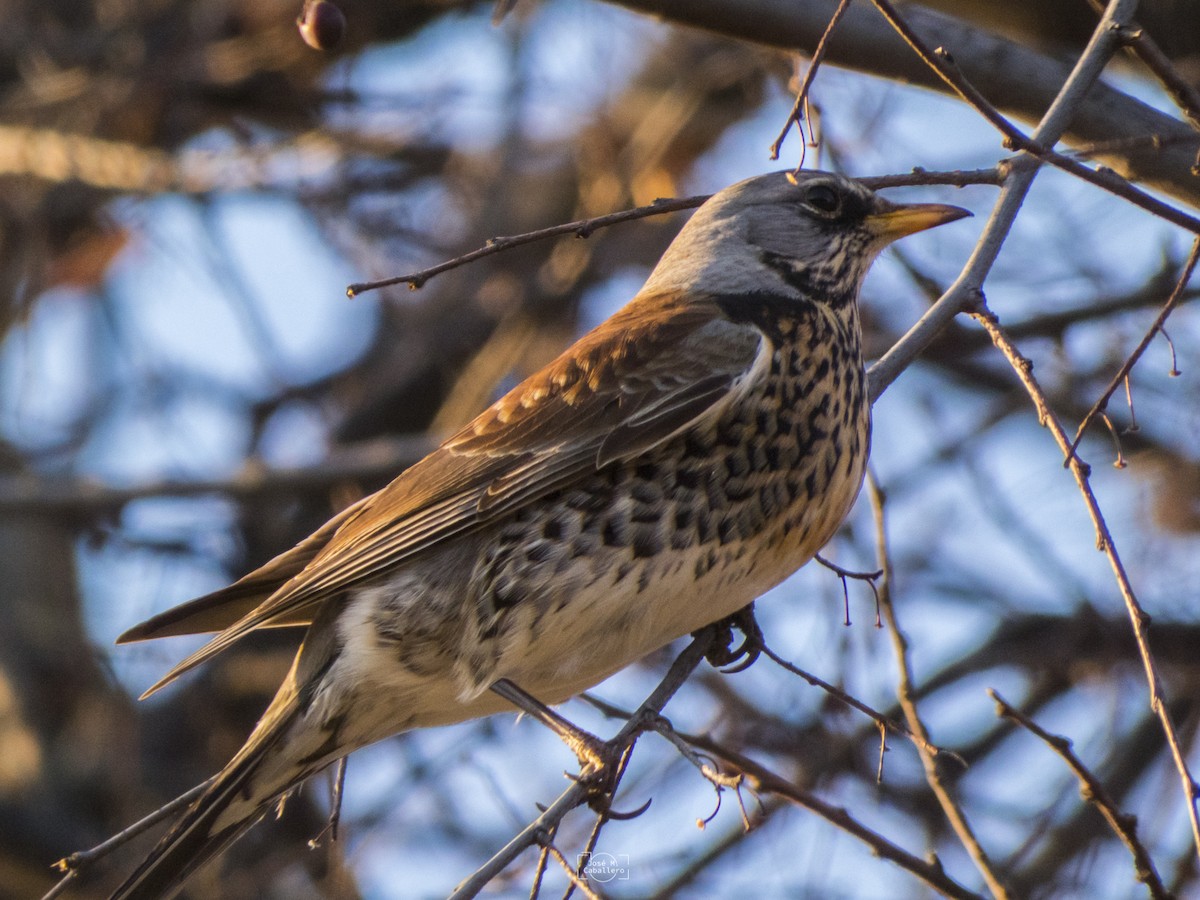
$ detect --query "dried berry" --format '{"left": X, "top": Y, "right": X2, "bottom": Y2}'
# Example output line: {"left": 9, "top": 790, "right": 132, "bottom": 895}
{"left": 297, "top": 0, "right": 345, "bottom": 51}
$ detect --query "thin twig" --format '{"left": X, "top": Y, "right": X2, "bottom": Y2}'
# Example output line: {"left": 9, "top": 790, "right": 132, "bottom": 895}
{"left": 344, "top": 169, "right": 1002, "bottom": 299}
{"left": 449, "top": 629, "right": 716, "bottom": 899}
{"left": 869, "top": 0, "right": 1141, "bottom": 401}
{"left": 769, "top": 0, "right": 854, "bottom": 162}
{"left": 989, "top": 690, "right": 1171, "bottom": 899}
{"left": 682, "top": 732, "right": 985, "bottom": 900}
{"left": 42, "top": 778, "right": 215, "bottom": 900}
{"left": 865, "top": 0, "right": 1200, "bottom": 236}
{"left": 346, "top": 196, "right": 709, "bottom": 296}
{"left": 1084, "top": 0, "right": 1200, "bottom": 130}
{"left": 543, "top": 841, "right": 602, "bottom": 900}
{"left": 1067, "top": 236, "right": 1200, "bottom": 462}
{"left": 868, "top": 473, "right": 1013, "bottom": 899}
{"left": 969, "top": 301, "right": 1200, "bottom": 868}
{"left": 755, "top": 642, "right": 957, "bottom": 763}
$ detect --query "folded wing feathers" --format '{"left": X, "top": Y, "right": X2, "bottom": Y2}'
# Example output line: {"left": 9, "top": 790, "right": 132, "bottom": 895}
{"left": 135, "top": 306, "right": 766, "bottom": 697}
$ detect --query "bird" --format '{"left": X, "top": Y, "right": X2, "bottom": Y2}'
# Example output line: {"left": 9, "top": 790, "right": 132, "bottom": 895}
{"left": 109, "top": 170, "right": 969, "bottom": 898}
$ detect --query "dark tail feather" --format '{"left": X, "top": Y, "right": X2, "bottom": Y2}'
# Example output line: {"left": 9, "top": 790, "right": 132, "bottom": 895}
{"left": 110, "top": 703, "right": 306, "bottom": 900}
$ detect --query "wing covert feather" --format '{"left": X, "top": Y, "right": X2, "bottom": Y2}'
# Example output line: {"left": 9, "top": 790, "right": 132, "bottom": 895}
{"left": 136, "top": 297, "right": 767, "bottom": 694}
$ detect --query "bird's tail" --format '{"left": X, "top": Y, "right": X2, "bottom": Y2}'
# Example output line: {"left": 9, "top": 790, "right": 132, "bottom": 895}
{"left": 110, "top": 671, "right": 331, "bottom": 899}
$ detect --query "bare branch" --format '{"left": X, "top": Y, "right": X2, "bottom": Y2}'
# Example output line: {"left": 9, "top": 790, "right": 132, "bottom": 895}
{"left": 869, "top": 0, "right": 1140, "bottom": 401}
{"left": 768, "top": 0, "right": 854, "bottom": 163}
{"left": 1068, "top": 236, "right": 1200, "bottom": 461}
{"left": 989, "top": 690, "right": 1171, "bottom": 899}
{"left": 969, "top": 302, "right": 1200, "bottom": 868}
{"left": 868, "top": 473, "right": 1013, "bottom": 899}
{"left": 449, "top": 629, "right": 716, "bottom": 899}
{"left": 602, "top": 0, "right": 1200, "bottom": 207}
{"left": 43, "top": 778, "right": 215, "bottom": 900}
{"left": 683, "top": 732, "right": 985, "bottom": 900}
{"left": 346, "top": 196, "right": 709, "bottom": 297}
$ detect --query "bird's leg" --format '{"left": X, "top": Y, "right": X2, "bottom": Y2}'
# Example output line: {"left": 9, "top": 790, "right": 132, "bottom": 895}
{"left": 490, "top": 678, "right": 609, "bottom": 773}
{"left": 700, "top": 601, "right": 764, "bottom": 673}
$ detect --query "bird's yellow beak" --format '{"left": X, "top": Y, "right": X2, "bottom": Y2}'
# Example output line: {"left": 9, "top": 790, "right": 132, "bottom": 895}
{"left": 865, "top": 201, "right": 972, "bottom": 240}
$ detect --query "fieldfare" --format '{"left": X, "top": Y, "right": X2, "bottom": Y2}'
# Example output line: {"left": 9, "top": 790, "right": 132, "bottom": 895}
{"left": 110, "top": 170, "right": 969, "bottom": 898}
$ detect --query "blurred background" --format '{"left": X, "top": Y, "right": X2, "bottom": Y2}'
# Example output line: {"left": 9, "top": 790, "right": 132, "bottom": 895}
{"left": 1, "top": 0, "right": 1199, "bottom": 897}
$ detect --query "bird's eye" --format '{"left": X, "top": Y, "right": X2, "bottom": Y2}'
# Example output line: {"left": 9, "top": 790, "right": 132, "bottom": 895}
{"left": 805, "top": 184, "right": 841, "bottom": 215}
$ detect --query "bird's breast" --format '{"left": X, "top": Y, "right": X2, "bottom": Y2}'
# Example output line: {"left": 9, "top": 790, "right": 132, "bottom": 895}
{"left": 461, "top": 317, "right": 870, "bottom": 699}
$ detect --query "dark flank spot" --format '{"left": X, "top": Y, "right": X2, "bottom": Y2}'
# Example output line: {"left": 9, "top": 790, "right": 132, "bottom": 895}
{"left": 602, "top": 517, "right": 626, "bottom": 547}
{"left": 635, "top": 462, "right": 659, "bottom": 482}
{"left": 615, "top": 560, "right": 634, "bottom": 582}
{"left": 757, "top": 485, "right": 778, "bottom": 519}
{"left": 717, "top": 516, "right": 738, "bottom": 544}
{"left": 637, "top": 565, "right": 653, "bottom": 593}
{"left": 724, "top": 477, "right": 752, "bottom": 502}
{"left": 569, "top": 532, "right": 597, "bottom": 559}
{"left": 783, "top": 475, "right": 800, "bottom": 505}
{"left": 814, "top": 357, "right": 830, "bottom": 381}
{"left": 674, "top": 506, "right": 693, "bottom": 530}
{"left": 764, "top": 443, "right": 783, "bottom": 470}
{"left": 676, "top": 465, "right": 703, "bottom": 490}
{"left": 670, "top": 525, "right": 693, "bottom": 550}
{"left": 631, "top": 479, "right": 662, "bottom": 505}
{"left": 725, "top": 450, "right": 750, "bottom": 478}
{"left": 542, "top": 518, "right": 564, "bottom": 541}
{"left": 632, "top": 527, "right": 662, "bottom": 559}
{"left": 715, "top": 421, "right": 738, "bottom": 448}
{"left": 631, "top": 502, "right": 660, "bottom": 524}
{"left": 755, "top": 408, "right": 777, "bottom": 436}
{"left": 805, "top": 471, "right": 817, "bottom": 499}
{"left": 685, "top": 431, "right": 715, "bottom": 456}
{"left": 705, "top": 480, "right": 726, "bottom": 514}
{"left": 526, "top": 541, "right": 555, "bottom": 564}
{"left": 750, "top": 443, "right": 768, "bottom": 471}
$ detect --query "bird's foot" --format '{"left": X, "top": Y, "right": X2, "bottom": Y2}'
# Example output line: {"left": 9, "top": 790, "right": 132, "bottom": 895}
{"left": 700, "top": 602, "right": 763, "bottom": 673}
{"left": 491, "top": 677, "right": 607, "bottom": 773}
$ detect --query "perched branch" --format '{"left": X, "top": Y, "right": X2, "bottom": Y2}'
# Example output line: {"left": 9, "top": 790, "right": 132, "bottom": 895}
{"left": 583, "top": 694, "right": 982, "bottom": 898}
{"left": 683, "top": 732, "right": 985, "bottom": 900}
{"left": 449, "top": 628, "right": 717, "bottom": 899}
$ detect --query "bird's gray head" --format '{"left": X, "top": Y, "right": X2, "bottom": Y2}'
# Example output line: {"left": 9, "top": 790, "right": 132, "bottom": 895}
{"left": 642, "top": 170, "right": 970, "bottom": 309}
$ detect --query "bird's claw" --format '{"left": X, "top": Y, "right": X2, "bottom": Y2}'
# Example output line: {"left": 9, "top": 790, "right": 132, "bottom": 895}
{"left": 700, "top": 603, "right": 764, "bottom": 672}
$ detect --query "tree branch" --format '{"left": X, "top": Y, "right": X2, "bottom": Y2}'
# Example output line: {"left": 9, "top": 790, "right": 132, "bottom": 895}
{"left": 601, "top": 0, "right": 1200, "bottom": 207}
